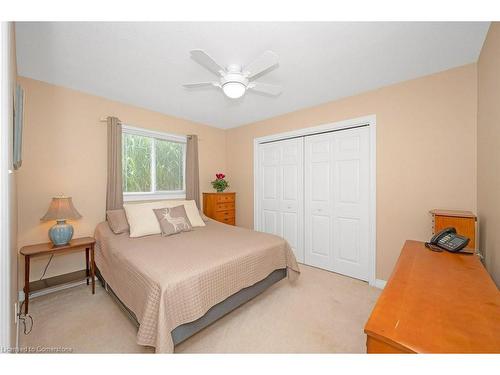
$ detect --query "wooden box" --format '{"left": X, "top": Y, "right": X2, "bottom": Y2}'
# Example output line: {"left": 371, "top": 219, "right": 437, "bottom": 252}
{"left": 430, "top": 209, "right": 477, "bottom": 250}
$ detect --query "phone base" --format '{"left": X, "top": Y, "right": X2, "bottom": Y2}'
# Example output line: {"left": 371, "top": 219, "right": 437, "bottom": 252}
{"left": 425, "top": 242, "right": 443, "bottom": 252}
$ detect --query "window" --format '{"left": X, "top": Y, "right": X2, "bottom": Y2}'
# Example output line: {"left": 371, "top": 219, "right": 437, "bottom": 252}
{"left": 122, "top": 125, "right": 186, "bottom": 201}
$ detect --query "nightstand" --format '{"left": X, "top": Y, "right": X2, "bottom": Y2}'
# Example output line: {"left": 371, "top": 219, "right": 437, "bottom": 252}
{"left": 19, "top": 237, "right": 96, "bottom": 314}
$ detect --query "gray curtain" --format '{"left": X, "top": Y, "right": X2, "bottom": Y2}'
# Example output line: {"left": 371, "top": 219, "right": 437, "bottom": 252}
{"left": 186, "top": 134, "right": 200, "bottom": 209}
{"left": 106, "top": 116, "right": 123, "bottom": 210}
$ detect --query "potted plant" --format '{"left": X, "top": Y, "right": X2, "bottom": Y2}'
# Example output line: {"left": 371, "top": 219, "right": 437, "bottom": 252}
{"left": 211, "top": 173, "right": 229, "bottom": 193}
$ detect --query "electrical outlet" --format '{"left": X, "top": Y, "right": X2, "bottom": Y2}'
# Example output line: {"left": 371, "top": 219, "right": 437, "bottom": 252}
{"left": 14, "top": 302, "right": 18, "bottom": 324}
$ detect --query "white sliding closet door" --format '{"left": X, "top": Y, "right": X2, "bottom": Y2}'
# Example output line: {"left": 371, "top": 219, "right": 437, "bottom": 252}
{"left": 304, "top": 133, "right": 334, "bottom": 271}
{"left": 305, "top": 127, "right": 370, "bottom": 280}
{"left": 258, "top": 138, "right": 304, "bottom": 262}
{"left": 331, "top": 127, "right": 370, "bottom": 280}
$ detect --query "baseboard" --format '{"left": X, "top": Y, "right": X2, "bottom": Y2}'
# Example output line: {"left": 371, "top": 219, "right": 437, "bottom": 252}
{"left": 373, "top": 279, "right": 387, "bottom": 289}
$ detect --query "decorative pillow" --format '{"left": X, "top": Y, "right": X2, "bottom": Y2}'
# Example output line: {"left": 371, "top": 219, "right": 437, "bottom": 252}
{"left": 153, "top": 206, "right": 192, "bottom": 236}
{"left": 106, "top": 209, "right": 130, "bottom": 234}
{"left": 123, "top": 201, "right": 171, "bottom": 237}
{"left": 163, "top": 200, "right": 206, "bottom": 227}
{"left": 123, "top": 199, "right": 206, "bottom": 238}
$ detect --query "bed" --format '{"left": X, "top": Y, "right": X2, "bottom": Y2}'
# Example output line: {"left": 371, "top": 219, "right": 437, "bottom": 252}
{"left": 94, "top": 218, "right": 300, "bottom": 353}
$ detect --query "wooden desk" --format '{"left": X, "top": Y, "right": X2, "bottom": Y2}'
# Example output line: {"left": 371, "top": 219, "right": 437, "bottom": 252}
{"left": 20, "top": 237, "right": 96, "bottom": 315}
{"left": 364, "top": 240, "right": 500, "bottom": 353}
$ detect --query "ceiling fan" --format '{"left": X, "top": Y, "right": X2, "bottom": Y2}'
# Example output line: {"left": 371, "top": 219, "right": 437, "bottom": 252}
{"left": 183, "top": 50, "right": 282, "bottom": 99}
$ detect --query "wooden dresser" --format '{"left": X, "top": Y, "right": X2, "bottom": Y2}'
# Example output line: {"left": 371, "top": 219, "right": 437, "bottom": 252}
{"left": 203, "top": 192, "right": 236, "bottom": 226}
{"left": 364, "top": 240, "right": 500, "bottom": 353}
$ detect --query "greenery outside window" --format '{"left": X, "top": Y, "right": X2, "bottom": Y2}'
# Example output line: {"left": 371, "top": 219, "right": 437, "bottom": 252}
{"left": 122, "top": 125, "right": 186, "bottom": 201}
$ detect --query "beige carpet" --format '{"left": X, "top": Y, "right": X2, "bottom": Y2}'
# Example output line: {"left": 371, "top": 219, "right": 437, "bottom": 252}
{"left": 19, "top": 264, "right": 381, "bottom": 353}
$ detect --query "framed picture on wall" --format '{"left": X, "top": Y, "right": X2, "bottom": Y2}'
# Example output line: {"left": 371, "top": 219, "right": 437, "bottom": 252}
{"left": 13, "top": 83, "right": 24, "bottom": 170}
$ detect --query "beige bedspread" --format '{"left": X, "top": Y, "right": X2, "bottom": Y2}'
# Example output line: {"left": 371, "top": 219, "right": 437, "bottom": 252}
{"left": 94, "top": 219, "right": 300, "bottom": 353}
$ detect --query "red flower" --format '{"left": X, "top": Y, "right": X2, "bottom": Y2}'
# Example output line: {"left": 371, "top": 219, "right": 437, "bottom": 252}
{"left": 216, "top": 173, "right": 225, "bottom": 179}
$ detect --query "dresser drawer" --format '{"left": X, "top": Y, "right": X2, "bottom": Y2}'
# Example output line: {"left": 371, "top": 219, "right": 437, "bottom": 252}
{"left": 214, "top": 210, "right": 235, "bottom": 221}
{"left": 216, "top": 194, "right": 235, "bottom": 203}
{"left": 216, "top": 202, "right": 235, "bottom": 211}
{"left": 218, "top": 216, "right": 235, "bottom": 226}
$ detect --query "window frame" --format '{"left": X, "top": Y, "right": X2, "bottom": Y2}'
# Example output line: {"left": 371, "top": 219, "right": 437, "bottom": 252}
{"left": 122, "top": 125, "right": 187, "bottom": 202}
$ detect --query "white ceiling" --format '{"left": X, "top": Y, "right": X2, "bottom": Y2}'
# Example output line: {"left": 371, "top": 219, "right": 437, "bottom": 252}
{"left": 15, "top": 22, "right": 489, "bottom": 129}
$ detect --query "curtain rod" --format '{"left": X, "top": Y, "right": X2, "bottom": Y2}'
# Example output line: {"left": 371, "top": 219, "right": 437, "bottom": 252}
{"left": 99, "top": 117, "right": 116, "bottom": 122}
{"left": 99, "top": 117, "right": 199, "bottom": 140}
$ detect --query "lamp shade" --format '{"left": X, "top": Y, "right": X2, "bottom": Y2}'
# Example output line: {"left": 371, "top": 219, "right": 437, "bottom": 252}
{"left": 40, "top": 196, "right": 82, "bottom": 221}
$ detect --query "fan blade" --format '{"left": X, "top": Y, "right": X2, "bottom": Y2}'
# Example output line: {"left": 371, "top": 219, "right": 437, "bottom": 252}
{"left": 183, "top": 82, "right": 220, "bottom": 88}
{"left": 190, "top": 50, "right": 225, "bottom": 76}
{"left": 244, "top": 51, "right": 279, "bottom": 79}
{"left": 248, "top": 82, "right": 282, "bottom": 96}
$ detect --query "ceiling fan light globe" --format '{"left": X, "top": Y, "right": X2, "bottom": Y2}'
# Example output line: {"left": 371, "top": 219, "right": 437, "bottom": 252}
{"left": 222, "top": 82, "right": 246, "bottom": 99}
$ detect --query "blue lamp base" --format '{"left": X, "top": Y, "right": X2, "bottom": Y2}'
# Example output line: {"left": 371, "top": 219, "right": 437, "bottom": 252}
{"left": 49, "top": 219, "right": 74, "bottom": 246}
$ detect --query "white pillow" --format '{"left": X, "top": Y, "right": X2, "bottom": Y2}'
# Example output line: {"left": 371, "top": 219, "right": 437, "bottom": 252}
{"left": 124, "top": 199, "right": 205, "bottom": 238}
{"left": 123, "top": 201, "right": 169, "bottom": 238}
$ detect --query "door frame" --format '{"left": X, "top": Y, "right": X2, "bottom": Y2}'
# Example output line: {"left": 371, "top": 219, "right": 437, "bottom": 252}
{"left": 253, "top": 114, "right": 377, "bottom": 286}
{"left": 0, "top": 22, "right": 14, "bottom": 350}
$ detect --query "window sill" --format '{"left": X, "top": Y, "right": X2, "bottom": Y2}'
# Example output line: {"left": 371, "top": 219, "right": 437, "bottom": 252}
{"left": 123, "top": 192, "right": 186, "bottom": 202}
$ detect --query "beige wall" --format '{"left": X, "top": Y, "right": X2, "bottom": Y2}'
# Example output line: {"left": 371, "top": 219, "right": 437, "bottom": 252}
{"left": 17, "top": 77, "right": 227, "bottom": 281}
{"left": 477, "top": 22, "right": 500, "bottom": 287}
{"left": 18, "top": 63, "right": 480, "bottom": 284}
{"left": 226, "top": 64, "right": 478, "bottom": 281}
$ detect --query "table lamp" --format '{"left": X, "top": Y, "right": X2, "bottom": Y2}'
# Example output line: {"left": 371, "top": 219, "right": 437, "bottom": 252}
{"left": 41, "top": 195, "right": 82, "bottom": 246}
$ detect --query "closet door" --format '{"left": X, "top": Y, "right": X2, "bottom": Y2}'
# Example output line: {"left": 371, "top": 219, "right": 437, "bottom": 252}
{"left": 259, "top": 142, "right": 281, "bottom": 236}
{"left": 258, "top": 138, "right": 304, "bottom": 262}
{"left": 304, "top": 126, "right": 370, "bottom": 281}
{"left": 304, "top": 133, "right": 334, "bottom": 270}
{"left": 331, "top": 127, "right": 370, "bottom": 280}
